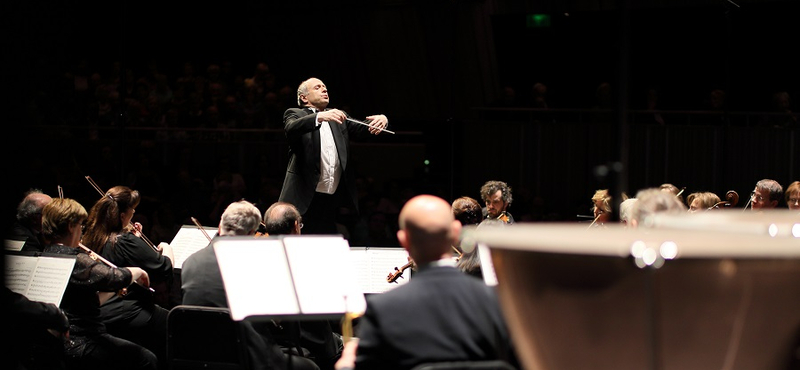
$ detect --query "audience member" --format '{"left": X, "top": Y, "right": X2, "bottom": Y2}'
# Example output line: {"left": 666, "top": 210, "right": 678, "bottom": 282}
{"left": 748, "top": 178, "right": 783, "bottom": 211}
{"left": 41, "top": 197, "right": 157, "bottom": 370}
{"left": 335, "top": 194, "right": 519, "bottom": 370}
{"left": 181, "top": 200, "right": 317, "bottom": 370}
{"left": 785, "top": 181, "right": 800, "bottom": 211}
{"left": 9, "top": 189, "right": 53, "bottom": 252}
{"left": 479, "top": 180, "right": 514, "bottom": 223}
{"left": 686, "top": 191, "right": 722, "bottom": 213}
{"left": 81, "top": 186, "right": 174, "bottom": 368}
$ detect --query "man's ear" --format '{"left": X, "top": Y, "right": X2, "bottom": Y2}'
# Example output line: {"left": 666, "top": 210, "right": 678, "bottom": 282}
{"left": 397, "top": 229, "right": 408, "bottom": 251}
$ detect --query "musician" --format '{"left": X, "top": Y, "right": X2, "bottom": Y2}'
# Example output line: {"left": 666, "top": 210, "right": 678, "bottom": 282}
{"left": 278, "top": 77, "right": 389, "bottom": 235}
{"left": 750, "top": 178, "right": 783, "bottom": 210}
{"left": 629, "top": 188, "right": 687, "bottom": 228}
{"left": 785, "top": 180, "right": 800, "bottom": 211}
{"left": 336, "top": 195, "right": 519, "bottom": 370}
{"left": 590, "top": 189, "right": 612, "bottom": 226}
{"left": 41, "top": 198, "right": 157, "bottom": 370}
{"left": 181, "top": 200, "right": 318, "bottom": 370}
{"left": 686, "top": 191, "right": 721, "bottom": 213}
{"left": 9, "top": 188, "right": 52, "bottom": 252}
{"left": 479, "top": 180, "right": 514, "bottom": 223}
{"left": 81, "top": 186, "right": 174, "bottom": 368}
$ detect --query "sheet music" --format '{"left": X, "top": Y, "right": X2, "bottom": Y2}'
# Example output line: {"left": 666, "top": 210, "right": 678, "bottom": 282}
{"left": 214, "top": 236, "right": 367, "bottom": 321}
{"left": 170, "top": 225, "right": 218, "bottom": 269}
{"left": 4, "top": 239, "right": 25, "bottom": 251}
{"left": 283, "top": 236, "right": 358, "bottom": 315}
{"left": 214, "top": 238, "right": 299, "bottom": 321}
{"left": 477, "top": 243, "right": 498, "bottom": 286}
{"left": 348, "top": 246, "right": 411, "bottom": 293}
{"left": 5, "top": 254, "right": 75, "bottom": 305}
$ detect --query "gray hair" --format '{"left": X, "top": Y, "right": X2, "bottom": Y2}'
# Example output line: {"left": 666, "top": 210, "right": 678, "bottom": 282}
{"left": 219, "top": 200, "right": 262, "bottom": 236}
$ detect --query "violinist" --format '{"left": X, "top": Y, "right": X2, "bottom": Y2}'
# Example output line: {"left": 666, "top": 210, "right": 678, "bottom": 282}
{"left": 785, "top": 181, "right": 800, "bottom": 211}
{"left": 479, "top": 180, "right": 515, "bottom": 224}
{"left": 81, "top": 185, "right": 173, "bottom": 368}
{"left": 589, "top": 189, "right": 612, "bottom": 227}
{"left": 686, "top": 191, "right": 721, "bottom": 213}
{"left": 42, "top": 197, "right": 158, "bottom": 370}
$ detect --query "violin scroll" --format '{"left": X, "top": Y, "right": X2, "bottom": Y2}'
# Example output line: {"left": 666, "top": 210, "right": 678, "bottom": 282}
{"left": 387, "top": 260, "right": 415, "bottom": 283}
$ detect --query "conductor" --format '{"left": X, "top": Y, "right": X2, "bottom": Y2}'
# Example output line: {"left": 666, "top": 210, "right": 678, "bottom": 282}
{"left": 279, "top": 77, "right": 390, "bottom": 235}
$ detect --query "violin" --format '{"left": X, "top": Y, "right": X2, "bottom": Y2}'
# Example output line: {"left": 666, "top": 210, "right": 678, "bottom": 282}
{"left": 498, "top": 211, "right": 510, "bottom": 223}
{"left": 387, "top": 259, "right": 415, "bottom": 283}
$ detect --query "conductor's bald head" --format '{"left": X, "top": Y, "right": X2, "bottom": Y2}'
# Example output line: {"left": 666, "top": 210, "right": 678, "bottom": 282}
{"left": 397, "top": 195, "right": 462, "bottom": 264}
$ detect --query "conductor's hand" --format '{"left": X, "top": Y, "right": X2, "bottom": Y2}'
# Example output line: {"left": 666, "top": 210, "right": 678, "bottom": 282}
{"left": 365, "top": 114, "right": 388, "bottom": 135}
{"left": 318, "top": 109, "right": 347, "bottom": 124}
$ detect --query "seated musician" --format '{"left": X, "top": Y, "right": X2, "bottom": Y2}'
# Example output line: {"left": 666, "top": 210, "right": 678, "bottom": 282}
{"left": 335, "top": 195, "right": 519, "bottom": 370}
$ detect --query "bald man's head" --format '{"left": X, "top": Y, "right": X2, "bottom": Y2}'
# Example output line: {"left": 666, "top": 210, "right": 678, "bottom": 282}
{"left": 397, "top": 195, "right": 461, "bottom": 264}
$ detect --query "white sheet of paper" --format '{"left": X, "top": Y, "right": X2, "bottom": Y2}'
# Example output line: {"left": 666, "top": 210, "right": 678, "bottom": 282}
{"left": 170, "top": 225, "right": 218, "bottom": 269}
{"left": 348, "top": 246, "right": 411, "bottom": 293}
{"left": 214, "top": 238, "right": 299, "bottom": 321}
{"left": 214, "top": 236, "right": 367, "bottom": 321}
{"left": 5, "top": 254, "right": 76, "bottom": 305}
{"left": 477, "top": 242, "right": 498, "bottom": 286}
{"left": 4, "top": 239, "right": 25, "bottom": 251}
{"left": 282, "top": 236, "right": 365, "bottom": 315}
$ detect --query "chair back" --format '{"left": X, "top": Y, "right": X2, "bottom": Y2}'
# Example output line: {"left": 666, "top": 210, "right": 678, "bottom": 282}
{"left": 167, "top": 305, "right": 247, "bottom": 370}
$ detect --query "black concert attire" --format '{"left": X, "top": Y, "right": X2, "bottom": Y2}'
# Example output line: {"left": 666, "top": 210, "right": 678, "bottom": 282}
{"left": 354, "top": 260, "right": 519, "bottom": 370}
{"left": 279, "top": 107, "right": 386, "bottom": 235}
{"left": 481, "top": 208, "right": 515, "bottom": 224}
{"left": 181, "top": 240, "right": 320, "bottom": 370}
{"left": 5, "top": 286, "right": 69, "bottom": 370}
{"left": 97, "top": 233, "right": 172, "bottom": 367}
{"left": 10, "top": 219, "right": 46, "bottom": 252}
{"left": 43, "top": 243, "right": 158, "bottom": 370}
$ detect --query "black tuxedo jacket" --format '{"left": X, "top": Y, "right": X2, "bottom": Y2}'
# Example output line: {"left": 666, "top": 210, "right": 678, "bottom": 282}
{"left": 279, "top": 107, "right": 378, "bottom": 215}
{"left": 354, "top": 265, "right": 519, "bottom": 370}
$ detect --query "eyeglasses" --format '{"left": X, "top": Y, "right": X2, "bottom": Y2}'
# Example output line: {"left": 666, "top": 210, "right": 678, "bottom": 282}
{"left": 789, "top": 198, "right": 800, "bottom": 204}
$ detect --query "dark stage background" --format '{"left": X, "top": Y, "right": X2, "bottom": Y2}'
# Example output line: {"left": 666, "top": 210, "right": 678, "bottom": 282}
{"left": 4, "top": 0, "right": 798, "bottom": 237}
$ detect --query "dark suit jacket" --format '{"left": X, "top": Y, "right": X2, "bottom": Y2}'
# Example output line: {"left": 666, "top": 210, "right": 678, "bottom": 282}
{"left": 279, "top": 107, "right": 378, "bottom": 215}
{"left": 354, "top": 264, "right": 519, "bottom": 370}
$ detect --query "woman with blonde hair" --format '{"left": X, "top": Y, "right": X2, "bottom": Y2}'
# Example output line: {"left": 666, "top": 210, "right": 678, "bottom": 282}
{"left": 686, "top": 192, "right": 722, "bottom": 213}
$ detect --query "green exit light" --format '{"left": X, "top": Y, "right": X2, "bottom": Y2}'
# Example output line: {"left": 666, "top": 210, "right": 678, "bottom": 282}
{"left": 526, "top": 14, "right": 551, "bottom": 28}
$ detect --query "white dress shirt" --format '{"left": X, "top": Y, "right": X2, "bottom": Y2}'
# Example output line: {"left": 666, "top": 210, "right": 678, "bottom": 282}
{"left": 311, "top": 108, "right": 341, "bottom": 194}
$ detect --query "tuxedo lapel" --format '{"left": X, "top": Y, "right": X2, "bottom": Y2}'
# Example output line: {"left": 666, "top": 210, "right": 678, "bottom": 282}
{"left": 329, "top": 121, "right": 348, "bottom": 170}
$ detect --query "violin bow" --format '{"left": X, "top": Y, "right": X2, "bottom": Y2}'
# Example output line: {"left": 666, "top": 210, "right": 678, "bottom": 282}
{"left": 190, "top": 217, "right": 213, "bottom": 242}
